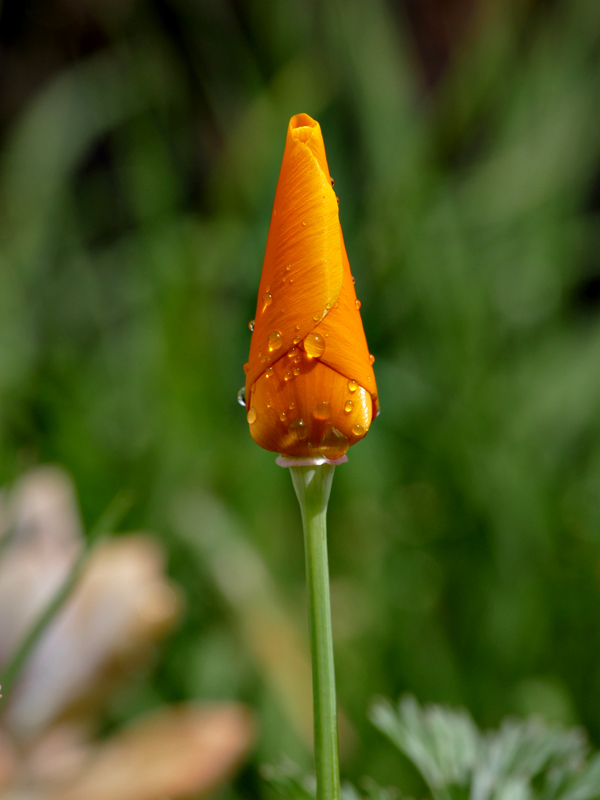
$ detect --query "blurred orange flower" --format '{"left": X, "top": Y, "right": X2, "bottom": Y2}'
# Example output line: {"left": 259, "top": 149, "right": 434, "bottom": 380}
{"left": 244, "top": 113, "right": 378, "bottom": 460}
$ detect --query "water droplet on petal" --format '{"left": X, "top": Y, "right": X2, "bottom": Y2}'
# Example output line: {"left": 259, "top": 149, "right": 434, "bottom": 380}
{"left": 344, "top": 400, "right": 353, "bottom": 413}
{"left": 290, "top": 277, "right": 294, "bottom": 283}
{"left": 265, "top": 367, "right": 274, "bottom": 378}
{"left": 352, "top": 276, "right": 356, "bottom": 284}
{"left": 348, "top": 380, "right": 358, "bottom": 393}
{"left": 262, "top": 292, "right": 272, "bottom": 310}
{"left": 237, "top": 387, "right": 246, "bottom": 406}
{"left": 313, "top": 401, "right": 330, "bottom": 420}
{"left": 325, "top": 303, "right": 331, "bottom": 310}
{"left": 293, "top": 367, "right": 300, "bottom": 376}
{"left": 319, "top": 426, "right": 349, "bottom": 460}
{"left": 352, "top": 424, "right": 365, "bottom": 437}
{"left": 280, "top": 412, "right": 286, "bottom": 421}
{"left": 288, "top": 347, "right": 297, "bottom": 358}
{"left": 284, "top": 371, "right": 292, "bottom": 381}
{"left": 294, "top": 354, "right": 301, "bottom": 363}
{"left": 289, "top": 401, "right": 295, "bottom": 410}
{"left": 286, "top": 265, "right": 291, "bottom": 271}
{"left": 313, "top": 313, "right": 321, "bottom": 322}
{"left": 302, "top": 221, "right": 307, "bottom": 226}
{"left": 304, "top": 332, "right": 326, "bottom": 358}
{"left": 243, "top": 362, "right": 249, "bottom": 373}
{"left": 333, "top": 301, "right": 339, "bottom": 309}
{"left": 293, "top": 336, "right": 301, "bottom": 345}
{"left": 260, "top": 355, "right": 267, "bottom": 363}
{"left": 268, "top": 331, "right": 283, "bottom": 351}
{"left": 248, "top": 319, "right": 255, "bottom": 331}
{"left": 267, "top": 399, "right": 273, "bottom": 408}
{"left": 247, "top": 407, "right": 257, "bottom": 424}
{"left": 296, "top": 324, "right": 301, "bottom": 330}
{"left": 330, "top": 176, "right": 335, "bottom": 187}
{"left": 369, "top": 354, "right": 375, "bottom": 364}
{"left": 290, "top": 419, "right": 308, "bottom": 441}
{"left": 355, "top": 299, "right": 361, "bottom": 309}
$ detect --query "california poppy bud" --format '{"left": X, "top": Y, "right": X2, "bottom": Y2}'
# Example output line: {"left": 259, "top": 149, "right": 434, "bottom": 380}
{"left": 244, "top": 113, "right": 378, "bottom": 460}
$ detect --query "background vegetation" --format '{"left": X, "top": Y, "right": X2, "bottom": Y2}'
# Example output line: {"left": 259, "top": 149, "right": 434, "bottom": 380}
{"left": 2, "top": 0, "right": 600, "bottom": 795}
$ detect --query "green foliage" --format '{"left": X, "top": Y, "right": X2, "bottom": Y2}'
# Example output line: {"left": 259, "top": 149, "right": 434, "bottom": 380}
{"left": 370, "top": 696, "right": 600, "bottom": 800}
{"left": 267, "top": 697, "right": 600, "bottom": 800}
{"left": 263, "top": 759, "right": 399, "bottom": 800}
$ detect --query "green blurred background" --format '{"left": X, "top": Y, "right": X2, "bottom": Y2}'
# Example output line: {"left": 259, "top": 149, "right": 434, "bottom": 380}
{"left": 2, "top": 0, "right": 600, "bottom": 794}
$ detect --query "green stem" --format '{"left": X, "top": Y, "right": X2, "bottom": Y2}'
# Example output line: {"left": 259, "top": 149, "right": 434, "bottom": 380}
{"left": 290, "top": 464, "right": 340, "bottom": 800}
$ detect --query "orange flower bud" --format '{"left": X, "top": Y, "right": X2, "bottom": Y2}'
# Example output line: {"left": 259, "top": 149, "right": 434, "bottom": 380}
{"left": 244, "top": 113, "right": 378, "bottom": 460}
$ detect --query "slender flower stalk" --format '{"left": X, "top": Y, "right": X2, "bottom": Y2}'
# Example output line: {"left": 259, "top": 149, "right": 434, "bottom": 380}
{"left": 290, "top": 463, "right": 339, "bottom": 800}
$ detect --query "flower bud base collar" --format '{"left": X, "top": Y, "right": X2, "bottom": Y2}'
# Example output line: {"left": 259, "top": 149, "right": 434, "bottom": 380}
{"left": 275, "top": 454, "right": 348, "bottom": 468}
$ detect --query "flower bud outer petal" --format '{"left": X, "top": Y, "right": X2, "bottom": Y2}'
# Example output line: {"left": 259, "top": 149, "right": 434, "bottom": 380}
{"left": 313, "top": 230, "right": 378, "bottom": 416}
{"left": 246, "top": 356, "right": 371, "bottom": 458}
{"left": 246, "top": 114, "right": 344, "bottom": 392}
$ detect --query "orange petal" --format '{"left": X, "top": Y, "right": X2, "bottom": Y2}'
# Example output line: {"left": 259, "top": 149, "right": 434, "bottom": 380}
{"left": 314, "top": 229, "right": 378, "bottom": 416}
{"left": 246, "top": 114, "right": 343, "bottom": 392}
{"left": 246, "top": 351, "right": 372, "bottom": 458}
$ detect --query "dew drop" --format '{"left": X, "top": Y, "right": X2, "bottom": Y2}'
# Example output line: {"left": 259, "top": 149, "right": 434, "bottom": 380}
{"left": 290, "top": 277, "right": 294, "bottom": 283}
{"left": 369, "top": 354, "right": 375, "bottom": 364}
{"left": 302, "top": 221, "right": 307, "bottom": 226}
{"left": 313, "top": 401, "right": 330, "bottom": 420}
{"left": 268, "top": 331, "right": 283, "bottom": 351}
{"left": 265, "top": 367, "right": 274, "bottom": 378}
{"left": 293, "top": 367, "right": 301, "bottom": 376}
{"left": 267, "top": 399, "right": 273, "bottom": 408}
{"left": 237, "top": 387, "right": 246, "bottom": 406}
{"left": 352, "top": 276, "right": 356, "bottom": 284}
{"left": 243, "top": 362, "right": 249, "bottom": 373}
{"left": 248, "top": 319, "right": 255, "bottom": 331}
{"left": 266, "top": 285, "right": 270, "bottom": 292}
{"left": 336, "top": 196, "right": 340, "bottom": 204}
{"left": 290, "top": 419, "right": 308, "bottom": 441}
{"left": 325, "top": 303, "right": 332, "bottom": 310}
{"left": 304, "top": 332, "right": 326, "bottom": 358}
{"left": 284, "top": 371, "right": 292, "bottom": 381}
{"left": 262, "top": 292, "right": 272, "bottom": 310}
{"left": 333, "top": 301, "right": 339, "bottom": 309}
{"left": 355, "top": 299, "right": 361, "bottom": 309}
{"left": 260, "top": 355, "right": 267, "bottom": 364}
{"left": 289, "top": 401, "right": 295, "bottom": 410}
{"left": 313, "top": 313, "right": 321, "bottom": 322}
{"left": 280, "top": 412, "right": 287, "bottom": 421}
{"left": 288, "top": 347, "right": 297, "bottom": 358}
{"left": 352, "top": 424, "right": 365, "bottom": 437}
{"left": 296, "top": 324, "right": 301, "bottom": 330}
{"left": 344, "top": 400, "right": 353, "bottom": 413}
{"left": 286, "top": 265, "right": 291, "bottom": 271}
{"left": 348, "top": 380, "right": 358, "bottom": 393}
{"left": 319, "top": 426, "right": 349, "bottom": 460}
{"left": 294, "top": 354, "right": 301, "bottom": 363}
{"left": 293, "top": 336, "right": 301, "bottom": 345}
{"left": 247, "top": 407, "right": 257, "bottom": 424}
{"left": 330, "top": 176, "right": 335, "bottom": 187}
